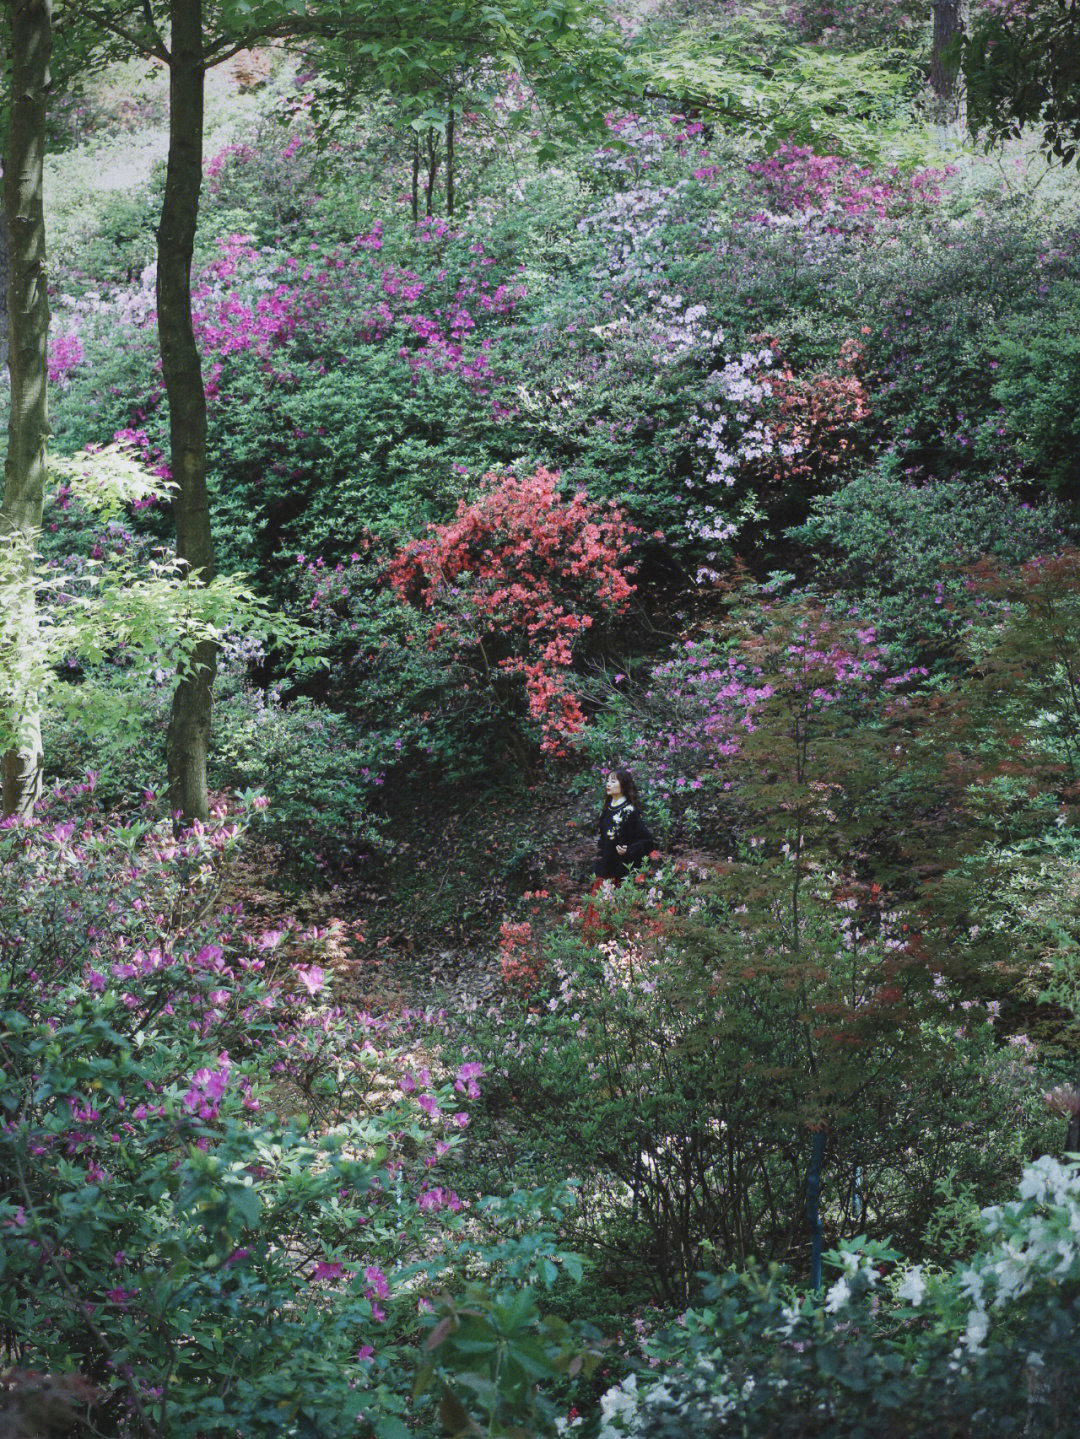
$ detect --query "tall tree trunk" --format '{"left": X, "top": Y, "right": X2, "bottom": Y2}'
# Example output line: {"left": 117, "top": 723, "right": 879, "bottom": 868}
{"left": 159, "top": 0, "right": 215, "bottom": 823}
{"left": 0, "top": 184, "right": 11, "bottom": 370}
{"left": 930, "top": 0, "right": 968, "bottom": 129}
{"left": 1, "top": 0, "right": 52, "bottom": 819}
{"left": 425, "top": 127, "right": 439, "bottom": 218}
{"left": 1067, "top": 1094, "right": 1080, "bottom": 1157}
{"left": 446, "top": 105, "right": 455, "bottom": 218}
{"left": 411, "top": 130, "right": 420, "bottom": 224}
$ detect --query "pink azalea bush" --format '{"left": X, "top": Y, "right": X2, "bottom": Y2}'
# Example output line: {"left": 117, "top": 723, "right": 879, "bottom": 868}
{"left": 587, "top": 589, "right": 928, "bottom": 838}
{"left": 188, "top": 225, "right": 525, "bottom": 402}
{"left": 0, "top": 789, "right": 571, "bottom": 1436}
{"left": 744, "top": 143, "right": 954, "bottom": 230}
{"left": 47, "top": 332, "right": 84, "bottom": 385}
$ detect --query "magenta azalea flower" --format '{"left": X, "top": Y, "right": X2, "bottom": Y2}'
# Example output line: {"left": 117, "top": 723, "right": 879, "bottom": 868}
{"left": 294, "top": 964, "right": 325, "bottom": 996}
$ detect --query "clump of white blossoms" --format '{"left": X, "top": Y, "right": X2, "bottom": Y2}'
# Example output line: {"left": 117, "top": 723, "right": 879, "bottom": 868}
{"left": 579, "top": 1156, "right": 1080, "bottom": 1435}
{"left": 891, "top": 1154, "right": 1080, "bottom": 1358}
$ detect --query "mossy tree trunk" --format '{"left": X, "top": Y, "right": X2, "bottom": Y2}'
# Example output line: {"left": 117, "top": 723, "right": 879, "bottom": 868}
{"left": 159, "top": 0, "right": 216, "bottom": 823}
{"left": 1, "top": 0, "right": 53, "bottom": 819}
{"left": 930, "top": 0, "right": 969, "bottom": 129}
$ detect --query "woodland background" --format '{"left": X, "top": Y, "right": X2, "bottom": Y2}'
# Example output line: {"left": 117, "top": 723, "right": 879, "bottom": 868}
{"left": 3, "top": 1, "right": 1080, "bottom": 1435}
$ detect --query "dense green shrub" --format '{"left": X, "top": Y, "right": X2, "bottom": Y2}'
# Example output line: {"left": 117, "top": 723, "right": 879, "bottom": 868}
{"left": 985, "top": 276, "right": 1080, "bottom": 503}
{"left": 211, "top": 639, "right": 389, "bottom": 872}
{"left": 791, "top": 462, "right": 1069, "bottom": 655}
{"left": 597, "top": 1156, "right": 1080, "bottom": 1437}
{"left": 205, "top": 347, "right": 507, "bottom": 578}
{"left": 849, "top": 213, "right": 1061, "bottom": 487}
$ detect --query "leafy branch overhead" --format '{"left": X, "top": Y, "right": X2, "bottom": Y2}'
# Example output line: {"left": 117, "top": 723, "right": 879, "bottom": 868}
{"left": 74, "top": 0, "right": 635, "bottom": 141}
{"left": 965, "top": 0, "right": 1080, "bottom": 167}
{"left": 0, "top": 449, "right": 323, "bottom": 756}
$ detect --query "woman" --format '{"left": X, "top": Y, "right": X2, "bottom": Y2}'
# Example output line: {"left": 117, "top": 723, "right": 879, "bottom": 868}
{"left": 583, "top": 770, "right": 656, "bottom": 941}
{"left": 594, "top": 769, "right": 656, "bottom": 884}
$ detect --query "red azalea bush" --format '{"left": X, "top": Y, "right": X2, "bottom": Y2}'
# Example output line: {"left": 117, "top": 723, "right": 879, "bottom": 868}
{"left": 498, "top": 919, "right": 548, "bottom": 997}
{"left": 766, "top": 338, "right": 873, "bottom": 486}
{"left": 387, "top": 469, "right": 639, "bottom": 754}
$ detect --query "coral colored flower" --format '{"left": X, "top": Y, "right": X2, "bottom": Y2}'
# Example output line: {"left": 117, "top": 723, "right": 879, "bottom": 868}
{"left": 387, "top": 470, "right": 637, "bottom": 753}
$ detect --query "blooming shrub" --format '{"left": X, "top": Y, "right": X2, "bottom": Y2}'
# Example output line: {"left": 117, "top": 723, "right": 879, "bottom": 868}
{"left": 686, "top": 343, "right": 778, "bottom": 562}
{"left": 498, "top": 918, "right": 549, "bottom": 997}
{"left": 387, "top": 469, "right": 638, "bottom": 753}
{"left": 457, "top": 862, "right": 1046, "bottom": 1307}
{"left": 585, "top": 585, "right": 926, "bottom": 841}
{"left": 47, "top": 332, "right": 84, "bottom": 385}
{"left": 765, "top": 338, "right": 871, "bottom": 488}
{"left": 192, "top": 222, "right": 525, "bottom": 399}
{"left": 599, "top": 1156, "right": 1080, "bottom": 1437}
{"left": 50, "top": 204, "right": 529, "bottom": 576}
{"left": 785, "top": 0, "right": 925, "bottom": 48}
{"left": 0, "top": 793, "right": 575, "bottom": 1436}
{"left": 744, "top": 143, "right": 952, "bottom": 228}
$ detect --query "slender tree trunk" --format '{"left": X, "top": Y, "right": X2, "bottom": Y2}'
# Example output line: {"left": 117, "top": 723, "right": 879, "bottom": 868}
{"left": 1067, "top": 1096, "right": 1080, "bottom": 1157}
{"left": 411, "top": 130, "right": 420, "bottom": 224}
{"left": 446, "top": 105, "right": 455, "bottom": 218}
{"left": 930, "top": 0, "right": 968, "bottom": 129}
{"left": 0, "top": 185, "right": 11, "bottom": 369}
{"left": 425, "top": 127, "right": 439, "bottom": 218}
{"left": 159, "top": 0, "right": 215, "bottom": 823}
{"left": 1, "top": 0, "right": 52, "bottom": 819}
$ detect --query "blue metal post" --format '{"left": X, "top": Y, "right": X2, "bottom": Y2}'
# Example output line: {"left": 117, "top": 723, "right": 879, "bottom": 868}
{"left": 807, "top": 1130, "right": 827, "bottom": 1292}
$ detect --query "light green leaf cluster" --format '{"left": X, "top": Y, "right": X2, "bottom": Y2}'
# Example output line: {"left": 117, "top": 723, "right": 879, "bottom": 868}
{"left": 643, "top": 12, "right": 935, "bottom": 166}
{"left": 0, "top": 447, "right": 324, "bottom": 754}
{"left": 51, "top": 442, "right": 176, "bottom": 513}
{"left": 293, "top": 0, "right": 633, "bottom": 155}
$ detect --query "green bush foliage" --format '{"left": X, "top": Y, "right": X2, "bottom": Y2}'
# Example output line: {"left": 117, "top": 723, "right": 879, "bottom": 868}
{"left": 11, "top": 6, "right": 1080, "bottom": 1434}
{"left": 599, "top": 1156, "right": 1080, "bottom": 1437}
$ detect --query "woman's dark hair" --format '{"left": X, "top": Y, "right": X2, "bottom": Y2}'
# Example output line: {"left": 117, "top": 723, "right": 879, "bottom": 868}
{"left": 602, "top": 768, "right": 641, "bottom": 811}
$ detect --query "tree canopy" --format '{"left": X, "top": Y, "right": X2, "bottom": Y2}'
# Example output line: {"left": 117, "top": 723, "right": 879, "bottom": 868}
{"left": 966, "top": 0, "right": 1080, "bottom": 166}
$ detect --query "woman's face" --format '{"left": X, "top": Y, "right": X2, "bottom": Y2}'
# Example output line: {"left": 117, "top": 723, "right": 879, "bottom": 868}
{"left": 606, "top": 772, "right": 623, "bottom": 799}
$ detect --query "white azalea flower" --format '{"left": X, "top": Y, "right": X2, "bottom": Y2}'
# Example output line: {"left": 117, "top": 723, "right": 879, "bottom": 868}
{"left": 896, "top": 1265, "right": 926, "bottom": 1307}
{"left": 824, "top": 1276, "right": 851, "bottom": 1313}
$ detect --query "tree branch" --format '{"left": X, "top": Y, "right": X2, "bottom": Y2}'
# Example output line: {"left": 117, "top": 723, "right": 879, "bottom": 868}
{"left": 80, "top": 4, "right": 171, "bottom": 62}
{"left": 142, "top": 0, "right": 168, "bottom": 54}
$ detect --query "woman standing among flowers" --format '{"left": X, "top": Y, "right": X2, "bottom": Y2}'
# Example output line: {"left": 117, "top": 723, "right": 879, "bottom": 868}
{"left": 584, "top": 769, "right": 656, "bottom": 939}
{"left": 595, "top": 769, "right": 656, "bottom": 882}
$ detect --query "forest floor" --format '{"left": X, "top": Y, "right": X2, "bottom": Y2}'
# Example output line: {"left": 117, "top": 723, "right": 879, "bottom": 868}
{"left": 220, "top": 781, "right": 603, "bottom": 1013}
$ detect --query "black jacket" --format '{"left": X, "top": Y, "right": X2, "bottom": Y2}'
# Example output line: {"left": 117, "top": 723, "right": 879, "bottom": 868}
{"left": 595, "top": 800, "right": 656, "bottom": 881}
